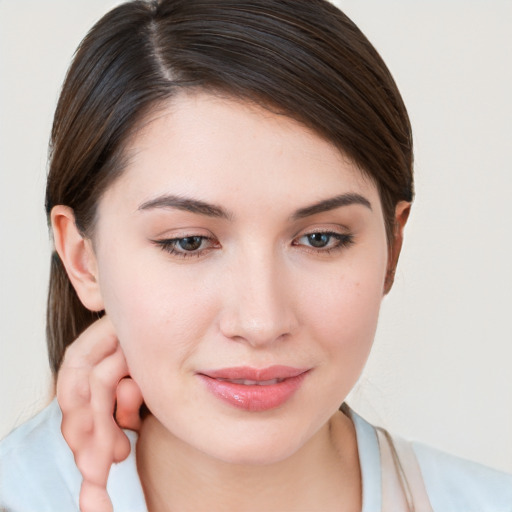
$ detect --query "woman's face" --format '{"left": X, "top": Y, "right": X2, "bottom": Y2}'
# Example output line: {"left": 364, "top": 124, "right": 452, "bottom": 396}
{"left": 92, "top": 92, "right": 389, "bottom": 464}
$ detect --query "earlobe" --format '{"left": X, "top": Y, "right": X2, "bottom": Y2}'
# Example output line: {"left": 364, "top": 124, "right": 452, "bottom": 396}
{"left": 384, "top": 201, "right": 411, "bottom": 295}
{"left": 51, "top": 205, "right": 104, "bottom": 312}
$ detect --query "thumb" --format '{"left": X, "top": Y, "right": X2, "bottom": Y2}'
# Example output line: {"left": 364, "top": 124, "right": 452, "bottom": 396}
{"left": 115, "top": 377, "right": 143, "bottom": 432}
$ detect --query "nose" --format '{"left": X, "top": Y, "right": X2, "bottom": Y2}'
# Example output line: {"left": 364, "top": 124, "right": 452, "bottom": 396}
{"left": 218, "top": 247, "right": 299, "bottom": 348}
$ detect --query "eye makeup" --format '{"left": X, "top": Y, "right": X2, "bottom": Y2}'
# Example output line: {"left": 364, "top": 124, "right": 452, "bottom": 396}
{"left": 151, "top": 229, "right": 354, "bottom": 260}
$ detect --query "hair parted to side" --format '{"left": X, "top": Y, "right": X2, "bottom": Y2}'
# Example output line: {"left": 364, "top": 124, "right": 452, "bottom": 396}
{"left": 45, "top": 0, "right": 413, "bottom": 374}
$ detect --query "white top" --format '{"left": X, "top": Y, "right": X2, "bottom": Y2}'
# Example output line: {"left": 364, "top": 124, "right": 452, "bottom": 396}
{"left": 1, "top": 400, "right": 511, "bottom": 511}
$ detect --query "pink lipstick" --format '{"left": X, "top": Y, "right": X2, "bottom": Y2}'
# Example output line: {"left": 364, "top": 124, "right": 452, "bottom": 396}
{"left": 197, "top": 366, "right": 308, "bottom": 412}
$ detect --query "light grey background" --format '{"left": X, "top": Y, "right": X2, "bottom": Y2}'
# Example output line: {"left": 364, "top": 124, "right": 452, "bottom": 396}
{"left": 1, "top": 1, "right": 511, "bottom": 472}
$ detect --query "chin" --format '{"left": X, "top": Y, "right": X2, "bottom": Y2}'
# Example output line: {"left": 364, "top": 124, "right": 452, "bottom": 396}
{"left": 205, "top": 435, "right": 306, "bottom": 467}
{"left": 196, "top": 413, "right": 323, "bottom": 467}
{"left": 149, "top": 404, "right": 315, "bottom": 467}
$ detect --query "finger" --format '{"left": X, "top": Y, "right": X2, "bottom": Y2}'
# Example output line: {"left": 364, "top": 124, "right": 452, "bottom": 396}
{"left": 89, "top": 343, "right": 130, "bottom": 418}
{"left": 112, "top": 428, "right": 131, "bottom": 464}
{"left": 111, "top": 377, "right": 143, "bottom": 463}
{"left": 74, "top": 345, "right": 129, "bottom": 486}
{"left": 58, "top": 367, "right": 93, "bottom": 412}
{"left": 79, "top": 480, "right": 113, "bottom": 512}
{"left": 60, "top": 405, "right": 94, "bottom": 453}
{"left": 64, "top": 315, "right": 118, "bottom": 369}
{"left": 75, "top": 436, "right": 115, "bottom": 489}
{"left": 57, "top": 316, "right": 119, "bottom": 412}
{"left": 86, "top": 351, "right": 135, "bottom": 464}
{"left": 54, "top": 315, "right": 130, "bottom": 512}
{"left": 115, "top": 377, "right": 143, "bottom": 431}
{"left": 60, "top": 344, "right": 130, "bottom": 454}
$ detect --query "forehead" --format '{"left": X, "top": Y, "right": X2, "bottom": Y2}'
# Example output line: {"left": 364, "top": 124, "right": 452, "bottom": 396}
{"left": 101, "top": 92, "right": 380, "bottom": 215}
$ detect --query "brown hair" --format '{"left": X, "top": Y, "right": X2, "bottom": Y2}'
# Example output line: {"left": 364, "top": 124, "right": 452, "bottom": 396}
{"left": 45, "top": 0, "right": 413, "bottom": 374}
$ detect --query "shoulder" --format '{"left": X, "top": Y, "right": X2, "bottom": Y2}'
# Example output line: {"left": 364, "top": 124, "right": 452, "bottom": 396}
{"left": 0, "top": 399, "right": 147, "bottom": 512}
{"left": 411, "top": 440, "right": 512, "bottom": 512}
{"left": 0, "top": 399, "right": 82, "bottom": 510}
{"left": 346, "top": 406, "right": 512, "bottom": 512}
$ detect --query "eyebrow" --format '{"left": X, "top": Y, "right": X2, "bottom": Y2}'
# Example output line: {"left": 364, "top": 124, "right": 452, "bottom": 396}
{"left": 290, "top": 193, "right": 372, "bottom": 220}
{"left": 138, "top": 195, "right": 233, "bottom": 220}
{"left": 137, "top": 192, "right": 371, "bottom": 220}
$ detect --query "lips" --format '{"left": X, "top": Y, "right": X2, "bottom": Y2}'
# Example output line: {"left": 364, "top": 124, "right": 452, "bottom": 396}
{"left": 215, "top": 378, "right": 283, "bottom": 386}
{"left": 197, "top": 366, "right": 309, "bottom": 412}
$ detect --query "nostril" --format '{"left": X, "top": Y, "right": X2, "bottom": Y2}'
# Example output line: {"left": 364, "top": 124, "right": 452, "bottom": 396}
{"left": 217, "top": 262, "right": 298, "bottom": 346}
{"left": 219, "top": 308, "right": 296, "bottom": 347}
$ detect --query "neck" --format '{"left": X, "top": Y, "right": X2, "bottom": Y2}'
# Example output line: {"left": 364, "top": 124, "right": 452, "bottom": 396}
{"left": 136, "top": 410, "right": 361, "bottom": 512}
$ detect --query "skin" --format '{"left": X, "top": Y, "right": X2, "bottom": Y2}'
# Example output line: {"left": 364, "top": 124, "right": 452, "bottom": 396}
{"left": 56, "top": 318, "right": 142, "bottom": 511}
{"left": 52, "top": 92, "right": 410, "bottom": 511}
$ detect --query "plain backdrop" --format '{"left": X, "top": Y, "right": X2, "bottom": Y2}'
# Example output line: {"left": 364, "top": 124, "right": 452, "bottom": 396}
{"left": 1, "top": 1, "right": 511, "bottom": 473}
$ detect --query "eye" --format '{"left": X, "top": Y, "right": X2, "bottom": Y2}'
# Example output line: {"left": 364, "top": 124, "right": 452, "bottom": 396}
{"left": 175, "top": 236, "right": 203, "bottom": 251}
{"left": 305, "top": 233, "right": 332, "bottom": 248}
{"left": 293, "top": 231, "right": 354, "bottom": 254}
{"left": 152, "top": 235, "right": 219, "bottom": 258}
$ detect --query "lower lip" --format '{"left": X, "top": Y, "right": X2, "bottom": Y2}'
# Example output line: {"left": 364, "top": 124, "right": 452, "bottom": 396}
{"left": 198, "top": 372, "right": 308, "bottom": 412}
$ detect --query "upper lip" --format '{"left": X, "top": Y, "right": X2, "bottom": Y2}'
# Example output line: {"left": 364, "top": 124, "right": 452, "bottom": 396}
{"left": 198, "top": 365, "right": 309, "bottom": 381}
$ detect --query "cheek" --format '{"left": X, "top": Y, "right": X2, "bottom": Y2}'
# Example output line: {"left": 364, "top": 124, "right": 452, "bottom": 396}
{"left": 301, "top": 249, "right": 385, "bottom": 331}
{"left": 309, "top": 276, "right": 382, "bottom": 358}
{"left": 297, "top": 251, "right": 386, "bottom": 378}
{"left": 308, "top": 277, "right": 383, "bottom": 409}
{"left": 96, "top": 255, "right": 219, "bottom": 380}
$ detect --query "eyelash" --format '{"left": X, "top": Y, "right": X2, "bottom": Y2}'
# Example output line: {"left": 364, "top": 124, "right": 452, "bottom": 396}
{"left": 152, "top": 236, "right": 219, "bottom": 259}
{"left": 152, "top": 231, "right": 354, "bottom": 259}
{"left": 293, "top": 231, "right": 354, "bottom": 255}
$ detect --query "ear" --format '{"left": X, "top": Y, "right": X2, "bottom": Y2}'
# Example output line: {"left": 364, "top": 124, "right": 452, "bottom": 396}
{"left": 383, "top": 201, "right": 411, "bottom": 295}
{"left": 51, "top": 205, "right": 104, "bottom": 312}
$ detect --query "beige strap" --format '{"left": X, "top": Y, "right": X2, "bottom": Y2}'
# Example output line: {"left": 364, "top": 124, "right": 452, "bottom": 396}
{"left": 376, "top": 428, "right": 434, "bottom": 512}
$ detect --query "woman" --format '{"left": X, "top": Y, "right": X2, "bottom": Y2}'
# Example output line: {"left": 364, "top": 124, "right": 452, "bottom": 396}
{"left": 1, "top": 0, "right": 511, "bottom": 511}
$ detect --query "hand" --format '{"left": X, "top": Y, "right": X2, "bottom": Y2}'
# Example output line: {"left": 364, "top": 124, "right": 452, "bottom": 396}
{"left": 57, "top": 315, "right": 143, "bottom": 512}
